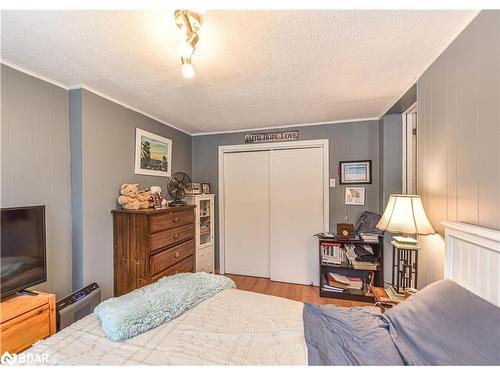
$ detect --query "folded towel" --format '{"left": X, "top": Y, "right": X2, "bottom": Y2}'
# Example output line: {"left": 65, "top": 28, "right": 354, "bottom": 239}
{"left": 94, "top": 272, "right": 235, "bottom": 341}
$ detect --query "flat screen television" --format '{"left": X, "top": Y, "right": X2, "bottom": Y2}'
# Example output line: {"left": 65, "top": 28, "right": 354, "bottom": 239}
{"left": 0, "top": 206, "right": 47, "bottom": 299}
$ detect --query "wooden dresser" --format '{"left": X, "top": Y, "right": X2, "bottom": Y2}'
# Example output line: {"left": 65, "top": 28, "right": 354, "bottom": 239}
{"left": 112, "top": 206, "right": 196, "bottom": 297}
{"left": 0, "top": 292, "right": 56, "bottom": 355}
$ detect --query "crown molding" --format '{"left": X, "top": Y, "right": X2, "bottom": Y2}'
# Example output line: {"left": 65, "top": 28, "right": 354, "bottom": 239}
{"left": 1, "top": 60, "right": 192, "bottom": 135}
{"left": 67, "top": 84, "right": 191, "bottom": 135}
{"left": 1, "top": 59, "right": 68, "bottom": 90}
{"left": 191, "top": 117, "right": 379, "bottom": 136}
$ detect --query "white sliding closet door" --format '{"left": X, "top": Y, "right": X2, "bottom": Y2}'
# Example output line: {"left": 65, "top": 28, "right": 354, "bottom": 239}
{"left": 224, "top": 151, "right": 270, "bottom": 277}
{"left": 270, "top": 148, "right": 324, "bottom": 285}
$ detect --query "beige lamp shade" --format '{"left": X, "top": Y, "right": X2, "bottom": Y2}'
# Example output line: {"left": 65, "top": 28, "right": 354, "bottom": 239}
{"left": 377, "top": 194, "right": 435, "bottom": 235}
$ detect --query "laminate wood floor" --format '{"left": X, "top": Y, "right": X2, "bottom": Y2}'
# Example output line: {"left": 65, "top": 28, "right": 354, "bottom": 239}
{"left": 225, "top": 274, "right": 371, "bottom": 307}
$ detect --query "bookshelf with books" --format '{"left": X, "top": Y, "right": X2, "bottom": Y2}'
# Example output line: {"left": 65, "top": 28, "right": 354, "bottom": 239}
{"left": 318, "top": 235, "right": 384, "bottom": 302}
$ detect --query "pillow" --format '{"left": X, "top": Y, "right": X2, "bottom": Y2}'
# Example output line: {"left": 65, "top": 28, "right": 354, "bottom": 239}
{"left": 380, "top": 279, "right": 500, "bottom": 365}
{"left": 94, "top": 272, "right": 235, "bottom": 341}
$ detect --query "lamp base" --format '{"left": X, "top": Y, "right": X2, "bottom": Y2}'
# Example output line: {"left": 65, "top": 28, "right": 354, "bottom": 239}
{"left": 393, "top": 235, "right": 418, "bottom": 245}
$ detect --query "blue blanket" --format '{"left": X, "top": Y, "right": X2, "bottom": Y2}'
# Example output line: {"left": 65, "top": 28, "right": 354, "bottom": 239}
{"left": 94, "top": 272, "right": 235, "bottom": 341}
{"left": 303, "top": 280, "right": 500, "bottom": 366}
{"left": 381, "top": 279, "right": 500, "bottom": 365}
{"left": 303, "top": 304, "right": 404, "bottom": 365}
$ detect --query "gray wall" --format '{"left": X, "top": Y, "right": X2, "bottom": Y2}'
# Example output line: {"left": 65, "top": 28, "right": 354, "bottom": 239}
{"left": 192, "top": 120, "right": 381, "bottom": 269}
{"left": 417, "top": 10, "right": 500, "bottom": 286}
{"left": 1, "top": 64, "right": 72, "bottom": 299}
{"left": 69, "top": 89, "right": 83, "bottom": 290}
{"left": 70, "top": 88, "right": 192, "bottom": 298}
{"left": 379, "top": 114, "right": 403, "bottom": 282}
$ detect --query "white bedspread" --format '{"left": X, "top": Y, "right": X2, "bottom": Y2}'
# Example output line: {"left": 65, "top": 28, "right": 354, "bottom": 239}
{"left": 24, "top": 289, "right": 308, "bottom": 365}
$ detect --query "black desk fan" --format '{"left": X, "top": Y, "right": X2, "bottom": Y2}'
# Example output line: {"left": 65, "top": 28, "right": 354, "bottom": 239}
{"left": 167, "top": 172, "right": 191, "bottom": 207}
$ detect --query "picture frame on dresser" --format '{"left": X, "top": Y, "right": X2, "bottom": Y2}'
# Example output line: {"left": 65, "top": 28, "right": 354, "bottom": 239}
{"left": 188, "top": 182, "right": 202, "bottom": 195}
{"left": 201, "top": 183, "right": 211, "bottom": 194}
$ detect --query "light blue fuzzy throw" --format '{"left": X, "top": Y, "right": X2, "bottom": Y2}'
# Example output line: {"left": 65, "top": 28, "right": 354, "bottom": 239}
{"left": 94, "top": 272, "right": 235, "bottom": 341}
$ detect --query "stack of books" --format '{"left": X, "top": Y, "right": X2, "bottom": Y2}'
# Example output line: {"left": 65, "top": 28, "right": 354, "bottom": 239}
{"left": 322, "top": 272, "right": 364, "bottom": 292}
{"left": 345, "top": 244, "right": 379, "bottom": 270}
{"left": 360, "top": 232, "right": 380, "bottom": 243}
{"left": 321, "top": 242, "right": 346, "bottom": 265}
{"left": 386, "top": 284, "right": 405, "bottom": 299}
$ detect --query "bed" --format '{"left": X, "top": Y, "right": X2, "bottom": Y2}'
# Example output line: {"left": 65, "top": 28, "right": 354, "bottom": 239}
{"left": 23, "top": 222, "right": 500, "bottom": 366}
{"left": 24, "top": 288, "right": 308, "bottom": 365}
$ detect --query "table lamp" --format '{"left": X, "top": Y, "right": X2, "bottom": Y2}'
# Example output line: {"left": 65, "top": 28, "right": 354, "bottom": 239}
{"left": 377, "top": 194, "right": 435, "bottom": 293}
{"left": 376, "top": 194, "right": 435, "bottom": 245}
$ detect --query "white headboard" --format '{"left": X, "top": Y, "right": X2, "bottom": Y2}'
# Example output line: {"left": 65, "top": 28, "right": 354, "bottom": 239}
{"left": 442, "top": 221, "right": 500, "bottom": 306}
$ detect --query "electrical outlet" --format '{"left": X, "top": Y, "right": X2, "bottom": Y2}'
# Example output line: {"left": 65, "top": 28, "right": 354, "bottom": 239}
{"left": 329, "top": 178, "right": 336, "bottom": 187}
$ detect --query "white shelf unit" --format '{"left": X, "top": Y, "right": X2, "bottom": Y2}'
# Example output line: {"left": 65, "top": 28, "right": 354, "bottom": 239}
{"left": 185, "top": 194, "right": 215, "bottom": 273}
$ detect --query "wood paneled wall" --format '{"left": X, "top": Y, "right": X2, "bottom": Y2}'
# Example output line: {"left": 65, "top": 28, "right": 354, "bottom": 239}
{"left": 1, "top": 64, "right": 72, "bottom": 299}
{"left": 417, "top": 11, "right": 500, "bottom": 287}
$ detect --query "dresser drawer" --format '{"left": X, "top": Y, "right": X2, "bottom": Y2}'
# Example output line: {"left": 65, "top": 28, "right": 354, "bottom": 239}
{"left": 149, "top": 209, "right": 194, "bottom": 233}
{"left": 0, "top": 304, "right": 50, "bottom": 354}
{"left": 149, "top": 239, "right": 194, "bottom": 276}
{"left": 151, "top": 255, "right": 194, "bottom": 282}
{"left": 149, "top": 224, "right": 194, "bottom": 252}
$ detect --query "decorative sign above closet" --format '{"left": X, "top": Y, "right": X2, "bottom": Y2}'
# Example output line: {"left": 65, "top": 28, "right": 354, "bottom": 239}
{"left": 243, "top": 130, "right": 299, "bottom": 144}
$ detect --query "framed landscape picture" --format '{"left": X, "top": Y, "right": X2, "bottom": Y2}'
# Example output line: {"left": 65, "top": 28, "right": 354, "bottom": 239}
{"left": 339, "top": 160, "right": 372, "bottom": 184}
{"left": 135, "top": 128, "right": 172, "bottom": 177}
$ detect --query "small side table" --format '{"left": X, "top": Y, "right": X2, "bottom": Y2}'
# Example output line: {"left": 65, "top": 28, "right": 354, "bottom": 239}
{"left": 391, "top": 240, "right": 419, "bottom": 294}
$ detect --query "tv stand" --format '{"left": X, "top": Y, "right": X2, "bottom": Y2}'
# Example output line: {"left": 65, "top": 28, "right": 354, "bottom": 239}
{"left": 18, "top": 290, "right": 39, "bottom": 296}
{"left": 0, "top": 291, "right": 56, "bottom": 354}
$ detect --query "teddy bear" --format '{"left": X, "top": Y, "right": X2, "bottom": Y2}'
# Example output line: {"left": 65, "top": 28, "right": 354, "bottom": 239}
{"left": 137, "top": 190, "right": 151, "bottom": 209}
{"left": 149, "top": 185, "right": 167, "bottom": 206}
{"left": 117, "top": 183, "right": 142, "bottom": 210}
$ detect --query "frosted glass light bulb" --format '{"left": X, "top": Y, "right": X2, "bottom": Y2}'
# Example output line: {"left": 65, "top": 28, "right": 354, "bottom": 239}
{"left": 182, "top": 63, "right": 195, "bottom": 78}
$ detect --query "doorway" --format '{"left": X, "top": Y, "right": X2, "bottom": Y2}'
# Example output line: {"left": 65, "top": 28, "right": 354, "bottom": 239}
{"left": 403, "top": 103, "right": 418, "bottom": 194}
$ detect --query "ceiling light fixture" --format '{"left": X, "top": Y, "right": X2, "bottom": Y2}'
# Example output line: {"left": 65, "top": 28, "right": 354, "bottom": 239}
{"left": 174, "top": 9, "right": 202, "bottom": 78}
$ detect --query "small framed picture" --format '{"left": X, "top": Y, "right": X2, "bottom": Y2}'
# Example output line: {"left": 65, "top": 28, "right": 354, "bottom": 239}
{"left": 345, "top": 187, "right": 366, "bottom": 205}
{"left": 188, "top": 182, "right": 201, "bottom": 195}
{"left": 201, "top": 183, "right": 211, "bottom": 194}
{"left": 339, "top": 160, "right": 371, "bottom": 184}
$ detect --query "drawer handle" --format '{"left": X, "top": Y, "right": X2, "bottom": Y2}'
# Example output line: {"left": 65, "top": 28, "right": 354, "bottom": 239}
{"left": 173, "top": 232, "right": 180, "bottom": 239}
{"left": 174, "top": 250, "right": 180, "bottom": 258}
{"left": 173, "top": 217, "right": 180, "bottom": 223}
